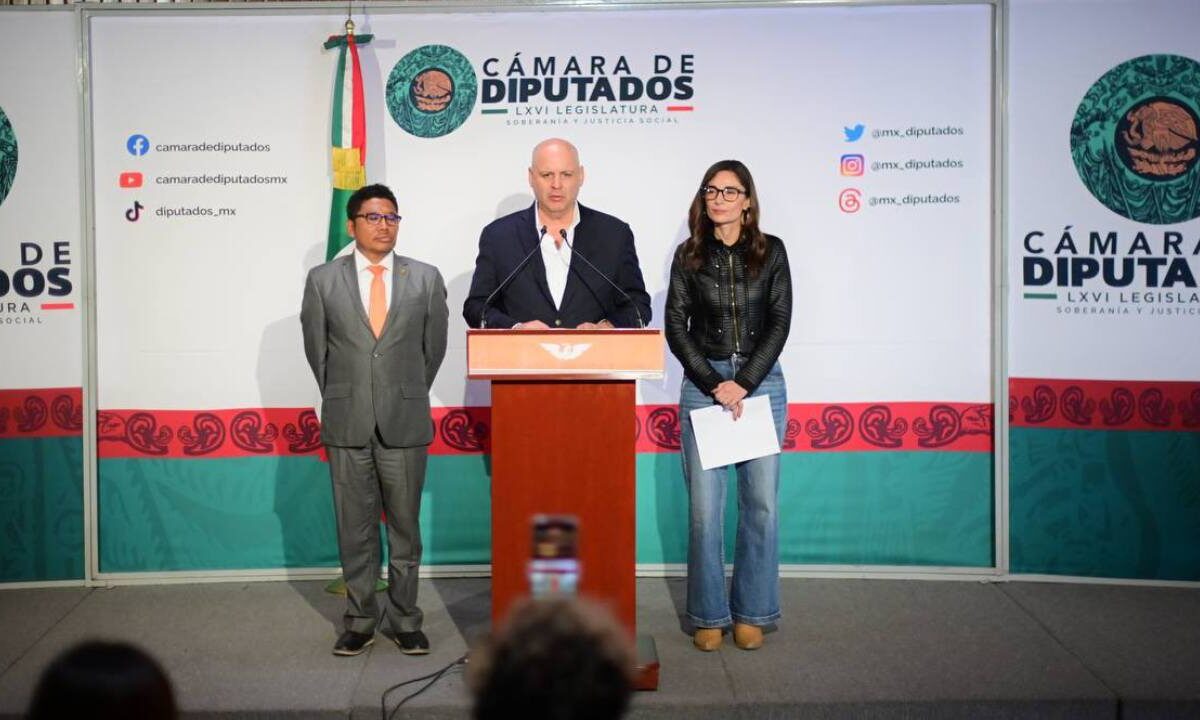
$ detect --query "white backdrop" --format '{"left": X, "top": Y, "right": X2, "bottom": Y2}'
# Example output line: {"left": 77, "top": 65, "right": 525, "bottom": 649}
{"left": 90, "top": 4, "right": 993, "bottom": 413}
{"left": 0, "top": 10, "right": 82, "bottom": 390}
{"left": 1008, "top": 0, "right": 1200, "bottom": 381}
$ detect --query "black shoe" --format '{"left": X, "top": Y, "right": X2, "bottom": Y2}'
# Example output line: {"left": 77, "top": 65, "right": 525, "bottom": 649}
{"left": 333, "top": 630, "right": 374, "bottom": 656}
{"left": 394, "top": 630, "right": 430, "bottom": 655}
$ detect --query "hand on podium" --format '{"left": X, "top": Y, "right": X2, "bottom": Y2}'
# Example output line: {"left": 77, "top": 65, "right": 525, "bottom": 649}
{"left": 576, "top": 319, "right": 615, "bottom": 330}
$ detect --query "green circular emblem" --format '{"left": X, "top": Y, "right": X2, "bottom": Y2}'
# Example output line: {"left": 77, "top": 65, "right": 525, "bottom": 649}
{"left": 1070, "top": 54, "right": 1200, "bottom": 224}
{"left": 0, "top": 105, "right": 17, "bottom": 208}
{"left": 387, "top": 45, "right": 476, "bottom": 138}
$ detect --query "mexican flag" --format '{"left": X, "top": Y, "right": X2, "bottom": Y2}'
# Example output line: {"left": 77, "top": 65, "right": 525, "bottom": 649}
{"left": 324, "top": 24, "right": 373, "bottom": 261}
{"left": 322, "top": 22, "right": 382, "bottom": 597}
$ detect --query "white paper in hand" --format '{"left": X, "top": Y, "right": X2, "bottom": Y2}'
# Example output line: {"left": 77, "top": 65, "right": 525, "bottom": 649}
{"left": 688, "top": 395, "right": 781, "bottom": 471}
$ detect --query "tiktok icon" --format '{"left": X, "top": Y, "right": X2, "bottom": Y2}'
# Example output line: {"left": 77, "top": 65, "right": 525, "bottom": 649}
{"left": 125, "top": 200, "right": 144, "bottom": 222}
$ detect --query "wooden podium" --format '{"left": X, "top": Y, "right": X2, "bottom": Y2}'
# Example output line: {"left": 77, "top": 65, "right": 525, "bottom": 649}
{"left": 467, "top": 328, "right": 663, "bottom": 689}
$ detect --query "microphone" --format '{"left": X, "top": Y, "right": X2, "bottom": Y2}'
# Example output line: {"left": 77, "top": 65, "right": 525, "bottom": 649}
{"left": 480, "top": 226, "right": 547, "bottom": 328}
{"left": 560, "top": 228, "right": 644, "bottom": 329}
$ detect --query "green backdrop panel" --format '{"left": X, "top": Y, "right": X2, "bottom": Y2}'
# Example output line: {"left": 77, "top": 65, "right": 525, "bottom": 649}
{"left": 99, "top": 456, "right": 338, "bottom": 572}
{"left": 415, "top": 455, "right": 492, "bottom": 565}
{"left": 638, "top": 451, "right": 993, "bottom": 567}
{"left": 0, "top": 437, "right": 84, "bottom": 582}
{"left": 97, "top": 454, "right": 493, "bottom": 573}
{"left": 99, "top": 450, "right": 991, "bottom": 573}
{"left": 1010, "top": 427, "right": 1200, "bottom": 580}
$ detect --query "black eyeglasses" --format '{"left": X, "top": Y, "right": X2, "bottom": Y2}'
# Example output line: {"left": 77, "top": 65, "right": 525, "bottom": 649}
{"left": 700, "top": 185, "right": 747, "bottom": 202}
{"left": 353, "top": 212, "right": 402, "bottom": 226}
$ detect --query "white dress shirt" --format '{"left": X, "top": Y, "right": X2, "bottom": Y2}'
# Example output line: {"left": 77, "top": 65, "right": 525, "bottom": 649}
{"left": 354, "top": 249, "right": 393, "bottom": 315}
{"left": 533, "top": 203, "right": 581, "bottom": 310}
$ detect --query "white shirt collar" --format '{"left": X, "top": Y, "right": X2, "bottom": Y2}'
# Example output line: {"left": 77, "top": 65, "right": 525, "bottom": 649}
{"left": 532, "top": 202, "right": 581, "bottom": 242}
{"left": 354, "top": 248, "right": 392, "bottom": 273}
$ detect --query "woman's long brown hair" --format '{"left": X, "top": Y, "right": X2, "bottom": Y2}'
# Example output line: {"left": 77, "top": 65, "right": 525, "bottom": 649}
{"left": 679, "top": 159, "right": 766, "bottom": 276}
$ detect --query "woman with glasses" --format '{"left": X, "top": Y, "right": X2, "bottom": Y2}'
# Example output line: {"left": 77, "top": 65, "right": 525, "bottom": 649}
{"left": 664, "top": 160, "right": 792, "bottom": 651}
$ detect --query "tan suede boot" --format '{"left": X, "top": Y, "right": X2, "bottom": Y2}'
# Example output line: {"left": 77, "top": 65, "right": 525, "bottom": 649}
{"left": 693, "top": 628, "right": 722, "bottom": 651}
{"left": 733, "top": 623, "right": 763, "bottom": 650}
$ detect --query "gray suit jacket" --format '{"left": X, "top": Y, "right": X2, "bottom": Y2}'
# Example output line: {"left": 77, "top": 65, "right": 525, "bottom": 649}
{"left": 300, "top": 252, "right": 449, "bottom": 448}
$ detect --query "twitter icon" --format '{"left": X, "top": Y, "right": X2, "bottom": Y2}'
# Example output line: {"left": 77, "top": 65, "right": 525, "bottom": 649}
{"left": 844, "top": 124, "right": 865, "bottom": 142}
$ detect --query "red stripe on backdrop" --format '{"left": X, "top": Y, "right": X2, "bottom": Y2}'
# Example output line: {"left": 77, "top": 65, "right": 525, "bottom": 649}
{"left": 634, "top": 402, "right": 993, "bottom": 453}
{"left": 97, "top": 407, "right": 324, "bottom": 459}
{"left": 431, "top": 406, "right": 489, "bottom": 454}
{"left": 0, "top": 388, "right": 83, "bottom": 439}
{"left": 97, "top": 402, "right": 993, "bottom": 459}
{"left": 1009, "top": 378, "right": 1200, "bottom": 431}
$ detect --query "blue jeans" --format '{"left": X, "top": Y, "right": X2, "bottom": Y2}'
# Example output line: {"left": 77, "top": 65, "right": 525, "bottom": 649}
{"left": 680, "top": 358, "right": 787, "bottom": 628}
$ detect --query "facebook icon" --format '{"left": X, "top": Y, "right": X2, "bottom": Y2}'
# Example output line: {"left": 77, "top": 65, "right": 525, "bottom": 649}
{"left": 126, "top": 134, "right": 150, "bottom": 156}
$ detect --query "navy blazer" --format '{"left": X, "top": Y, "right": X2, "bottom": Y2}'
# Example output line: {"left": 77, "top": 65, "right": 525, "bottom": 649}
{"left": 463, "top": 204, "right": 652, "bottom": 329}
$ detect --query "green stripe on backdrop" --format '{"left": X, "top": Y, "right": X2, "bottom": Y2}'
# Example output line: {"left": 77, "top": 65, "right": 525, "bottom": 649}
{"left": 1010, "top": 427, "right": 1200, "bottom": 581}
{"left": 0, "top": 437, "right": 84, "bottom": 582}
{"left": 99, "top": 452, "right": 991, "bottom": 573}
{"left": 99, "top": 456, "right": 337, "bottom": 572}
{"left": 638, "top": 452, "right": 993, "bottom": 567}
{"left": 98, "top": 455, "right": 493, "bottom": 572}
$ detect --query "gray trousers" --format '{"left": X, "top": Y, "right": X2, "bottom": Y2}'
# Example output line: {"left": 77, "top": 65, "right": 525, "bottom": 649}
{"left": 327, "top": 434, "right": 427, "bottom": 635}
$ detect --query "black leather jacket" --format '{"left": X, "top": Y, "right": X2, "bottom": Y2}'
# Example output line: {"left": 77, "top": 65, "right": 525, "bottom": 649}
{"left": 665, "top": 234, "right": 792, "bottom": 394}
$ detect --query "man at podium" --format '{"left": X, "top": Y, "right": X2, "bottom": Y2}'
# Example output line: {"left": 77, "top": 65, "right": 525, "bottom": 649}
{"left": 463, "top": 138, "right": 652, "bottom": 330}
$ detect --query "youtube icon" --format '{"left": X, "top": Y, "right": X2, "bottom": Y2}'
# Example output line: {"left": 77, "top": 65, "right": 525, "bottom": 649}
{"left": 119, "top": 171, "right": 143, "bottom": 188}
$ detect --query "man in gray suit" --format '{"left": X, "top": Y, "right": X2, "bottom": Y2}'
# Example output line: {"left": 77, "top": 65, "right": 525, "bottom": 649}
{"left": 301, "top": 183, "right": 449, "bottom": 657}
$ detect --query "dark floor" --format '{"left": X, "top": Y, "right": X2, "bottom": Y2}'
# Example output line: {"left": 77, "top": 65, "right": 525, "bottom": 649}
{"left": 1, "top": 577, "right": 1198, "bottom": 718}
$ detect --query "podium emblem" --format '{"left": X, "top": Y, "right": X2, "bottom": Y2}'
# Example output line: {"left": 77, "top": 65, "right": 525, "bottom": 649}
{"left": 539, "top": 342, "right": 592, "bottom": 361}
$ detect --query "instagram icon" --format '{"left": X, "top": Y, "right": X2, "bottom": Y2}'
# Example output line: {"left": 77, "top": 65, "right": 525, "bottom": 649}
{"left": 840, "top": 154, "right": 865, "bottom": 176}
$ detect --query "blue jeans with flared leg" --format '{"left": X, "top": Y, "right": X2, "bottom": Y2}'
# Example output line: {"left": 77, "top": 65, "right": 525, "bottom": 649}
{"left": 680, "top": 357, "right": 786, "bottom": 628}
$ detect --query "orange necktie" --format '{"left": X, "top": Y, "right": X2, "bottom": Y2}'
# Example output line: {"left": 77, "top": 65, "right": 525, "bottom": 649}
{"left": 368, "top": 265, "right": 387, "bottom": 338}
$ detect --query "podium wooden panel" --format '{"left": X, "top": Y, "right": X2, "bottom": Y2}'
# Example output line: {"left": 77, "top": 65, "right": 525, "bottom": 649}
{"left": 491, "top": 380, "right": 637, "bottom": 631}
{"left": 468, "top": 329, "right": 663, "bottom": 638}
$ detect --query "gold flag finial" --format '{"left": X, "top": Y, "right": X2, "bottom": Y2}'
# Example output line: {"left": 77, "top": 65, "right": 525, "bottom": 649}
{"left": 345, "top": 18, "right": 355, "bottom": 35}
